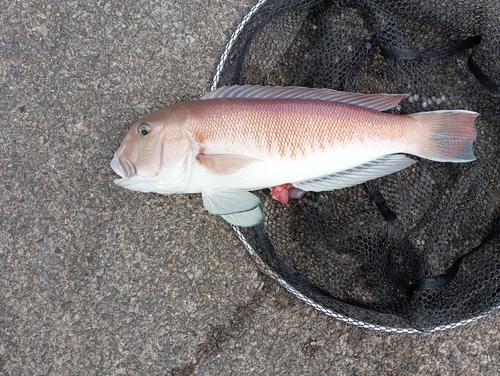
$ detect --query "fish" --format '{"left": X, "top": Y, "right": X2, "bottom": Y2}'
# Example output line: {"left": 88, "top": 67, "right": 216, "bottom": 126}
{"left": 110, "top": 85, "right": 478, "bottom": 227}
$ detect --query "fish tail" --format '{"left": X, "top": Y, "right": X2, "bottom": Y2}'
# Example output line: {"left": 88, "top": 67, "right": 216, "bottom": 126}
{"left": 409, "top": 110, "right": 479, "bottom": 162}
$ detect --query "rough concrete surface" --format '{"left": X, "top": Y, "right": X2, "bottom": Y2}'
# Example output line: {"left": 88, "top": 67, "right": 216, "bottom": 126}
{"left": 1, "top": 0, "right": 500, "bottom": 375}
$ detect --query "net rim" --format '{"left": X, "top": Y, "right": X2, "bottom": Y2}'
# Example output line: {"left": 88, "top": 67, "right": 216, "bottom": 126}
{"left": 210, "top": 0, "right": 270, "bottom": 91}
{"left": 232, "top": 226, "right": 500, "bottom": 333}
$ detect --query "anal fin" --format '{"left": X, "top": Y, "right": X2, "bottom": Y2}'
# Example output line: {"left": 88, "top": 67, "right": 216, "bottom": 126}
{"left": 293, "top": 154, "right": 417, "bottom": 192}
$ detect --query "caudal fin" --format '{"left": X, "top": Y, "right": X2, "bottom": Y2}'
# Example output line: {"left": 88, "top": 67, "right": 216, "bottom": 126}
{"left": 409, "top": 110, "right": 479, "bottom": 162}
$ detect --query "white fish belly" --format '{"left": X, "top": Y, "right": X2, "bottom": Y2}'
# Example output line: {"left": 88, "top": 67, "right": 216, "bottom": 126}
{"left": 183, "top": 140, "right": 404, "bottom": 193}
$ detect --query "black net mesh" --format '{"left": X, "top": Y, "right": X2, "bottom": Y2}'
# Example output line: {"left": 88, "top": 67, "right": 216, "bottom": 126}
{"left": 212, "top": 0, "right": 500, "bottom": 332}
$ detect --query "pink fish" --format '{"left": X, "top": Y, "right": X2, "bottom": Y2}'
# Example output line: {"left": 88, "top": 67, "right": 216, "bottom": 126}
{"left": 110, "top": 85, "right": 478, "bottom": 227}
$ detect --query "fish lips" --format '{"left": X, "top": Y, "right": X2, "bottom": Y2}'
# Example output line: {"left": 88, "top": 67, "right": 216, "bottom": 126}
{"left": 110, "top": 155, "right": 137, "bottom": 179}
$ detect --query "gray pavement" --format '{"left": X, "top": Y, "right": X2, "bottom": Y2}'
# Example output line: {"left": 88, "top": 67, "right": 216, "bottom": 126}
{"left": 1, "top": 0, "right": 500, "bottom": 375}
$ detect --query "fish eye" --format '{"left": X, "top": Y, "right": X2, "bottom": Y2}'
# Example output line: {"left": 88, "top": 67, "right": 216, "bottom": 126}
{"left": 137, "top": 123, "right": 151, "bottom": 137}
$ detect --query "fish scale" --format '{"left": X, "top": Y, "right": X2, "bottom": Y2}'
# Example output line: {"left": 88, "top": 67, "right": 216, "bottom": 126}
{"left": 184, "top": 98, "right": 410, "bottom": 161}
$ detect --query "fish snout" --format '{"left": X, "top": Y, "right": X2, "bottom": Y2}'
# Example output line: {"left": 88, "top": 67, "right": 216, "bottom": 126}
{"left": 110, "top": 155, "right": 137, "bottom": 179}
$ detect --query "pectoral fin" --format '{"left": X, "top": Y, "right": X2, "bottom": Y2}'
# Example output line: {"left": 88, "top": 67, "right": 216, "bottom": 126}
{"left": 197, "top": 154, "right": 260, "bottom": 175}
{"left": 221, "top": 206, "right": 263, "bottom": 227}
{"left": 293, "top": 154, "right": 417, "bottom": 192}
{"left": 202, "top": 190, "right": 263, "bottom": 227}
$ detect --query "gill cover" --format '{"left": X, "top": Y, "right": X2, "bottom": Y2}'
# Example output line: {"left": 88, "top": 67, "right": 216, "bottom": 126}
{"left": 153, "top": 126, "right": 196, "bottom": 194}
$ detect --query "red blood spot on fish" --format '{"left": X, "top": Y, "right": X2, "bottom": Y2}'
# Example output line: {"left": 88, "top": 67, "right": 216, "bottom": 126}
{"left": 270, "top": 184, "right": 306, "bottom": 204}
{"left": 271, "top": 184, "right": 291, "bottom": 204}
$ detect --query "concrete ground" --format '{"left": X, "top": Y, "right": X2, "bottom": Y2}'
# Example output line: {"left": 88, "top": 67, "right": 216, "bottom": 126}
{"left": 1, "top": 0, "right": 500, "bottom": 375}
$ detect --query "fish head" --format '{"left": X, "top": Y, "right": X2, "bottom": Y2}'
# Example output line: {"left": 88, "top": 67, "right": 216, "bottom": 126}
{"left": 110, "top": 105, "right": 194, "bottom": 194}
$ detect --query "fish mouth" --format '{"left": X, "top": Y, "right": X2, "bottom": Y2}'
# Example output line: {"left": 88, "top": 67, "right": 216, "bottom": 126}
{"left": 110, "top": 155, "right": 136, "bottom": 179}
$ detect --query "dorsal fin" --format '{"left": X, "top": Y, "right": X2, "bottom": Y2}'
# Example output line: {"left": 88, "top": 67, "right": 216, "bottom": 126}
{"left": 201, "top": 85, "right": 408, "bottom": 111}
